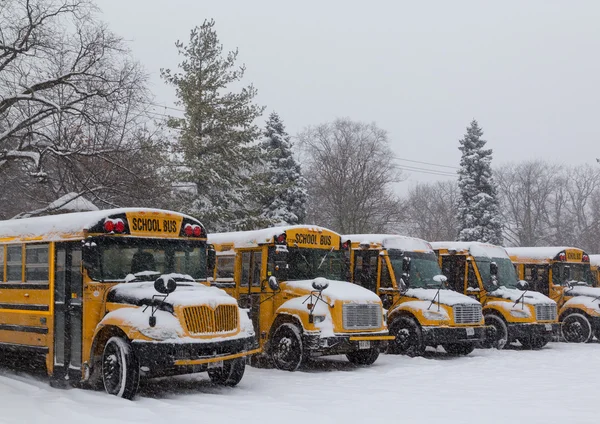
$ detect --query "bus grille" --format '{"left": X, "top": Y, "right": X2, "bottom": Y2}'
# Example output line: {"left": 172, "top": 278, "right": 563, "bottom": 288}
{"left": 182, "top": 305, "right": 238, "bottom": 335}
{"left": 453, "top": 304, "right": 483, "bottom": 324}
{"left": 535, "top": 304, "right": 557, "bottom": 322}
{"left": 342, "top": 304, "right": 381, "bottom": 330}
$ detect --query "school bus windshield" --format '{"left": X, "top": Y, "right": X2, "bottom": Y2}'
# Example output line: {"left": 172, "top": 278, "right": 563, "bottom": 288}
{"left": 390, "top": 251, "right": 444, "bottom": 289}
{"left": 552, "top": 263, "right": 594, "bottom": 286}
{"left": 274, "top": 247, "right": 345, "bottom": 281}
{"left": 475, "top": 257, "right": 519, "bottom": 290}
{"left": 88, "top": 238, "right": 207, "bottom": 282}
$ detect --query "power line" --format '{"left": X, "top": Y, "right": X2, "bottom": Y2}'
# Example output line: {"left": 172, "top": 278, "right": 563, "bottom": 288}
{"left": 398, "top": 165, "right": 457, "bottom": 177}
{"left": 394, "top": 155, "right": 459, "bottom": 170}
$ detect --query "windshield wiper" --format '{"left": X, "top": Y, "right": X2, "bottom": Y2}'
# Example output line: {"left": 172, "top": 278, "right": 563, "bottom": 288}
{"left": 317, "top": 246, "right": 335, "bottom": 270}
{"left": 513, "top": 289, "right": 527, "bottom": 308}
{"left": 293, "top": 243, "right": 312, "bottom": 269}
{"left": 428, "top": 279, "right": 446, "bottom": 312}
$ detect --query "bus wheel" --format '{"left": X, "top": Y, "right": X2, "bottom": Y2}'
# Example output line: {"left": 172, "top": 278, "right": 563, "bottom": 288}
{"left": 208, "top": 357, "right": 246, "bottom": 386}
{"left": 443, "top": 343, "right": 475, "bottom": 356}
{"left": 102, "top": 337, "right": 140, "bottom": 400}
{"left": 483, "top": 314, "right": 508, "bottom": 349}
{"left": 270, "top": 323, "right": 304, "bottom": 371}
{"left": 346, "top": 348, "right": 379, "bottom": 365}
{"left": 562, "top": 313, "right": 592, "bottom": 343}
{"left": 388, "top": 316, "right": 425, "bottom": 357}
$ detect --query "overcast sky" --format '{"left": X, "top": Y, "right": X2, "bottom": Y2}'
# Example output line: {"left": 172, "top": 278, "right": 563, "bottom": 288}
{"left": 99, "top": 0, "right": 600, "bottom": 188}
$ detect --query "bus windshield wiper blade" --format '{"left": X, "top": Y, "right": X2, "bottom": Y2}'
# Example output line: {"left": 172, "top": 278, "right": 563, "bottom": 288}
{"left": 317, "top": 246, "right": 335, "bottom": 270}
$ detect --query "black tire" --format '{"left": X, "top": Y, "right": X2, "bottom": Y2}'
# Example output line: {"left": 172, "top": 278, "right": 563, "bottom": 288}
{"left": 561, "top": 313, "right": 592, "bottom": 343}
{"left": 388, "top": 316, "right": 425, "bottom": 357}
{"left": 483, "top": 314, "right": 509, "bottom": 349}
{"left": 594, "top": 327, "right": 600, "bottom": 342}
{"left": 208, "top": 357, "right": 246, "bottom": 386}
{"left": 346, "top": 348, "right": 380, "bottom": 366}
{"left": 443, "top": 343, "right": 475, "bottom": 356}
{"left": 102, "top": 336, "right": 140, "bottom": 400}
{"left": 270, "top": 323, "right": 304, "bottom": 371}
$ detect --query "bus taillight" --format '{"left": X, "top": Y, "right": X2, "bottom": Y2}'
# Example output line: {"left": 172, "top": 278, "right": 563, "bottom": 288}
{"left": 275, "top": 233, "right": 286, "bottom": 244}
{"left": 184, "top": 224, "right": 193, "bottom": 236}
{"left": 193, "top": 225, "right": 201, "bottom": 237}
{"left": 558, "top": 252, "right": 566, "bottom": 261}
{"left": 104, "top": 220, "right": 114, "bottom": 232}
{"left": 583, "top": 254, "right": 590, "bottom": 262}
{"left": 114, "top": 219, "right": 125, "bottom": 233}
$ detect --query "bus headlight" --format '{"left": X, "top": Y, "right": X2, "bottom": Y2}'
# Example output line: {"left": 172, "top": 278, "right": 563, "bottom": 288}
{"left": 423, "top": 311, "right": 447, "bottom": 321}
{"left": 139, "top": 326, "right": 179, "bottom": 341}
{"left": 313, "top": 315, "right": 326, "bottom": 324}
{"left": 509, "top": 309, "right": 530, "bottom": 318}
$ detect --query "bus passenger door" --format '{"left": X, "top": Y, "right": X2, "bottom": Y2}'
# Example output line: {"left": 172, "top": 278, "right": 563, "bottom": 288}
{"left": 353, "top": 250, "right": 378, "bottom": 293}
{"left": 53, "top": 243, "right": 83, "bottom": 382}
{"left": 239, "top": 250, "right": 262, "bottom": 336}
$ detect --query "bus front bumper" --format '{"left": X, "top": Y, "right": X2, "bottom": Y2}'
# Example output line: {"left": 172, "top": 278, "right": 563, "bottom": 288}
{"left": 132, "top": 335, "right": 259, "bottom": 376}
{"left": 421, "top": 325, "right": 491, "bottom": 346}
{"left": 303, "top": 332, "right": 394, "bottom": 356}
{"left": 507, "top": 322, "right": 560, "bottom": 341}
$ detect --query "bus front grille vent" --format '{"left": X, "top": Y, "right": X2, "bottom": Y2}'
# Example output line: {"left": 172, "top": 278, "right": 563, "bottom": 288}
{"left": 342, "top": 304, "right": 381, "bottom": 330}
{"left": 535, "top": 304, "right": 557, "bottom": 322}
{"left": 182, "top": 305, "right": 239, "bottom": 335}
{"left": 453, "top": 304, "right": 483, "bottom": 324}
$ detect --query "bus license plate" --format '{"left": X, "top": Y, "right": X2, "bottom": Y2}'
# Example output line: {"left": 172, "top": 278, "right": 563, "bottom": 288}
{"left": 545, "top": 324, "right": 552, "bottom": 331}
{"left": 208, "top": 361, "right": 223, "bottom": 369}
{"left": 466, "top": 327, "right": 475, "bottom": 336}
{"left": 359, "top": 340, "right": 370, "bottom": 349}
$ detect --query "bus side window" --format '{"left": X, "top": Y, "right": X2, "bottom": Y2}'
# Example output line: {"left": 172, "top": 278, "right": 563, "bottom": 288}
{"left": 441, "top": 256, "right": 467, "bottom": 293}
{"left": 467, "top": 262, "right": 479, "bottom": 291}
{"left": 216, "top": 256, "right": 235, "bottom": 279}
{"left": 354, "top": 252, "right": 377, "bottom": 292}
{"left": 379, "top": 257, "right": 392, "bottom": 289}
{"left": 26, "top": 244, "right": 49, "bottom": 283}
{"left": 0, "top": 246, "right": 4, "bottom": 282}
{"left": 241, "top": 252, "right": 251, "bottom": 287}
{"left": 251, "top": 252, "right": 262, "bottom": 287}
{"left": 6, "top": 245, "right": 22, "bottom": 282}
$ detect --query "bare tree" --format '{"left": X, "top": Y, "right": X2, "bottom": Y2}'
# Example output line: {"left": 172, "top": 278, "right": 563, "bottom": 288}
{"left": 0, "top": 0, "right": 171, "bottom": 218}
{"left": 0, "top": 0, "right": 147, "bottom": 180}
{"left": 298, "top": 119, "right": 404, "bottom": 233}
{"left": 496, "top": 161, "right": 557, "bottom": 246}
{"left": 403, "top": 180, "right": 459, "bottom": 241}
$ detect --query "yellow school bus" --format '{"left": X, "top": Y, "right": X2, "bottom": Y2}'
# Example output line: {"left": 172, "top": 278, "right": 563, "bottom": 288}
{"left": 431, "top": 242, "right": 559, "bottom": 349}
{"left": 508, "top": 247, "right": 600, "bottom": 343}
{"left": 0, "top": 208, "right": 258, "bottom": 399}
{"left": 344, "top": 235, "right": 490, "bottom": 356}
{"left": 208, "top": 226, "right": 393, "bottom": 371}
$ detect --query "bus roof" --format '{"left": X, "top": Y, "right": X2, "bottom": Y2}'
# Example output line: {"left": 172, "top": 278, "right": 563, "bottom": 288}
{"left": 0, "top": 208, "right": 200, "bottom": 242}
{"left": 590, "top": 255, "right": 600, "bottom": 267}
{"left": 344, "top": 234, "right": 433, "bottom": 253}
{"left": 430, "top": 241, "right": 510, "bottom": 259}
{"left": 209, "top": 225, "right": 336, "bottom": 248}
{"left": 505, "top": 247, "right": 582, "bottom": 262}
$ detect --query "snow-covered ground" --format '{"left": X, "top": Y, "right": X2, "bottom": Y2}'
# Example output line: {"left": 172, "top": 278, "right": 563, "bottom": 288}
{"left": 1, "top": 343, "right": 596, "bottom": 424}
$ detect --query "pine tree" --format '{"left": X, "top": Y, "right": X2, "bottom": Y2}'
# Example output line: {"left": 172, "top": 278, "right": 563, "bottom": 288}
{"left": 161, "top": 19, "right": 264, "bottom": 231}
{"left": 456, "top": 120, "right": 503, "bottom": 244}
{"left": 258, "top": 112, "right": 308, "bottom": 225}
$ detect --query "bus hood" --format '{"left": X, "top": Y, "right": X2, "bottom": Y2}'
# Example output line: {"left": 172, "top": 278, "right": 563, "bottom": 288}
{"left": 283, "top": 279, "right": 381, "bottom": 304}
{"left": 405, "top": 288, "right": 480, "bottom": 306}
{"left": 565, "top": 285, "right": 600, "bottom": 298}
{"left": 107, "top": 281, "right": 238, "bottom": 309}
{"left": 488, "top": 287, "right": 555, "bottom": 305}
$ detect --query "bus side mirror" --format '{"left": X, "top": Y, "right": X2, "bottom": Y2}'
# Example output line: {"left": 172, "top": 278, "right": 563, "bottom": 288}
{"left": 402, "top": 256, "right": 411, "bottom": 273}
{"left": 207, "top": 246, "right": 216, "bottom": 275}
{"left": 82, "top": 240, "right": 100, "bottom": 271}
{"left": 517, "top": 280, "right": 529, "bottom": 291}
{"left": 399, "top": 274, "right": 410, "bottom": 291}
{"left": 268, "top": 276, "right": 280, "bottom": 291}
{"left": 490, "top": 262, "right": 498, "bottom": 276}
{"left": 433, "top": 275, "right": 448, "bottom": 287}
{"left": 154, "top": 276, "right": 177, "bottom": 294}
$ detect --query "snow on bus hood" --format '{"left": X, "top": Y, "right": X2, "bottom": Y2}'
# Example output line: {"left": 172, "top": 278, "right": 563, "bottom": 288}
{"left": 283, "top": 279, "right": 381, "bottom": 303}
{"left": 404, "top": 288, "right": 480, "bottom": 306}
{"left": 488, "top": 287, "right": 555, "bottom": 305}
{"left": 107, "top": 281, "right": 238, "bottom": 308}
{"left": 564, "top": 285, "right": 600, "bottom": 298}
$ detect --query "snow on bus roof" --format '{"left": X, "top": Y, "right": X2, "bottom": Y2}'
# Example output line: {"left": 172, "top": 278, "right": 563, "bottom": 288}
{"left": 506, "top": 247, "right": 584, "bottom": 261}
{"left": 208, "top": 225, "right": 337, "bottom": 248}
{"left": 344, "top": 234, "right": 433, "bottom": 253}
{"left": 0, "top": 208, "right": 200, "bottom": 241}
{"left": 430, "top": 241, "right": 509, "bottom": 259}
{"left": 590, "top": 255, "right": 600, "bottom": 267}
